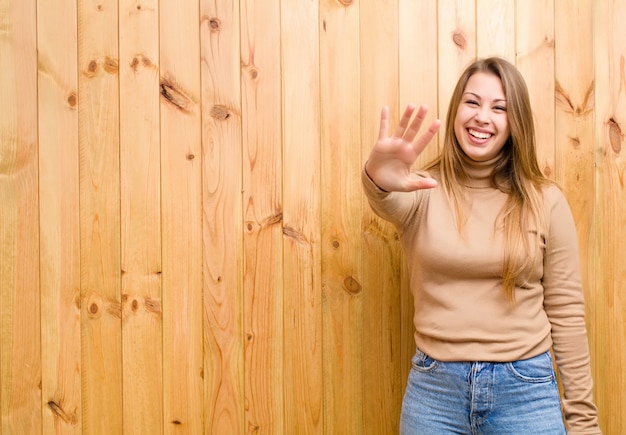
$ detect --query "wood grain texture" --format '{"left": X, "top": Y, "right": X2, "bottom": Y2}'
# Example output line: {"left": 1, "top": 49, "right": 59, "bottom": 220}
{"left": 77, "top": 0, "right": 122, "bottom": 433}
{"left": 399, "top": 0, "right": 440, "bottom": 165}
{"left": 240, "top": 1, "right": 285, "bottom": 433}
{"left": 398, "top": 0, "right": 439, "bottom": 391}
{"left": 0, "top": 0, "right": 41, "bottom": 433}
{"left": 477, "top": 0, "right": 515, "bottom": 59}
{"left": 119, "top": 0, "right": 163, "bottom": 433}
{"left": 320, "top": 0, "right": 363, "bottom": 433}
{"left": 281, "top": 0, "right": 323, "bottom": 433}
{"left": 200, "top": 0, "right": 245, "bottom": 433}
{"left": 360, "top": 1, "right": 403, "bottom": 433}
{"left": 0, "top": 1, "right": 623, "bottom": 433}
{"left": 160, "top": 0, "right": 204, "bottom": 433}
{"left": 554, "top": 0, "right": 595, "bottom": 338}
{"left": 593, "top": 0, "right": 625, "bottom": 433}
{"left": 437, "top": 0, "right": 477, "bottom": 148}
{"left": 516, "top": 0, "right": 556, "bottom": 180}
{"left": 555, "top": 1, "right": 606, "bottom": 432}
{"left": 37, "top": 0, "right": 81, "bottom": 432}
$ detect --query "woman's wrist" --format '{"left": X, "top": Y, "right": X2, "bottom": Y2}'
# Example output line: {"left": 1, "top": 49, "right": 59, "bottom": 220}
{"left": 364, "top": 161, "right": 389, "bottom": 192}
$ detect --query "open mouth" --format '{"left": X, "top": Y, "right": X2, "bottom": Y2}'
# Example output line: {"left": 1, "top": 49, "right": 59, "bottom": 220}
{"left": 468, "top": 128, "right": 492, "bottom": 140}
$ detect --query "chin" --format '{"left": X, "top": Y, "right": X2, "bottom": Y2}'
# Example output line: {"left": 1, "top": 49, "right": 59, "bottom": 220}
{"left": 461, "top": 148, "right": 493, "bottom": 162}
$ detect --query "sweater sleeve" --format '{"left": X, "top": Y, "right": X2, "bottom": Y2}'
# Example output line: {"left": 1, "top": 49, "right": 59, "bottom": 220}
{"left": 361, "top": 166, "right": 427, "bottom": 229}
{"left": 541, "top": 186, "right": 600, "bottom": 434}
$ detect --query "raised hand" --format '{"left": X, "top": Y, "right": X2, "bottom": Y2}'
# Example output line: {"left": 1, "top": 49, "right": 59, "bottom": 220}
{"left": 365, "top": 104, "right": 441, "bottom": 192}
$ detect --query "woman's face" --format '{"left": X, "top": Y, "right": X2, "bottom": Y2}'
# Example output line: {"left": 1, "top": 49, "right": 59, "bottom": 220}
{"left": 454, "top": 72, "right": 510, "bottom": 162}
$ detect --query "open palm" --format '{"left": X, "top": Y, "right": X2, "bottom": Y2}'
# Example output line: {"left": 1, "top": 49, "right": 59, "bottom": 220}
{"left": 365, "top": 104, "right": 441, "bottom": 192}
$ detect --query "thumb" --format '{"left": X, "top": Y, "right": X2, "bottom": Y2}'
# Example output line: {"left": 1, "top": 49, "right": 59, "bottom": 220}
{"left": 406, "top": 173, "right": 438, "bottom": 191}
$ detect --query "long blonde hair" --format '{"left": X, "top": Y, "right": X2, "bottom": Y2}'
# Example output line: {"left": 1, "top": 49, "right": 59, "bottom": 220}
{"left": 427, "top": 57, "right": 551, "bottom": 301}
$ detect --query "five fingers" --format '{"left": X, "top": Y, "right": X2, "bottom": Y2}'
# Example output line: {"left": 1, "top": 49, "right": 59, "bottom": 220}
{"left": 379, "top": 104, "right": 440, "bottom": 152}
{"left": 373, "top": 103, "right": 440, "bottom": 192}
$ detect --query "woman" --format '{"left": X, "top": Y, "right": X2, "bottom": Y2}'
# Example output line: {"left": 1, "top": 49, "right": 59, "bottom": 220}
{"left": 363, "top": 57, "right": 600, "bottom": 434}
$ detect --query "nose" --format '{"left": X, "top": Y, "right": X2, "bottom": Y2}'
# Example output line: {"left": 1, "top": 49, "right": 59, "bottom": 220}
{"left": 474, "top": 107, "right": 490, "bottom": 124}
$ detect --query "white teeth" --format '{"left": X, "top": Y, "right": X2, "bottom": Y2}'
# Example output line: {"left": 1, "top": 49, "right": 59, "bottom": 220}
{"left": 469, "top": 129, "right": 491, "bottom": 139}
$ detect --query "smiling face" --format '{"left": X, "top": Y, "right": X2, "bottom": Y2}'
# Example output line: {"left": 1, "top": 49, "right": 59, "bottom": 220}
{"left": 453, "top": 72, "right": 510, "bottom": 162}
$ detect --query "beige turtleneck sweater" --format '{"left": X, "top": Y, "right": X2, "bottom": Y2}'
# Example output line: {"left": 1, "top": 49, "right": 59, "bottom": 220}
{"left": 362, "top": 156, "right": 599, "bottom": 434}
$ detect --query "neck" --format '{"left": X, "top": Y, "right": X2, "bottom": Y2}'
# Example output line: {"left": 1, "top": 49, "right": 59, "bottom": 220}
{"left": 459, "top": 153, "right": 504, "bottom": 188}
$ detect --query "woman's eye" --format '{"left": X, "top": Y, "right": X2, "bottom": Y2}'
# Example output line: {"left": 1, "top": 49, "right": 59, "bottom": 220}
{"left": 465, "top": 99, "right": 479, "bottom": 106}
{"left": 494, "top": 106, "right": 507, "bottom": 112}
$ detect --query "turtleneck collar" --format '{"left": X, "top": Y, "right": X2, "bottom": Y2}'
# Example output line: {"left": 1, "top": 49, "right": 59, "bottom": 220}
{"left": 459, "top": 152, "right": 505, "bottom": 189}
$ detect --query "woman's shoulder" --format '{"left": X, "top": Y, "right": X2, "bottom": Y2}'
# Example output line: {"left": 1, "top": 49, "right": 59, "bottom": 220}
{"left": 540, "top": 182, "right": 567, "bottom": 204}
{"left": 539, "top": 182, "right": 577, "bottom": 221}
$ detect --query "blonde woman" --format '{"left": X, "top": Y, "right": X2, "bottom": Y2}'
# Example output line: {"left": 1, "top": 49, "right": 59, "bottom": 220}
{"left": 363, "top": 57, "right": 600, "bottom": 434}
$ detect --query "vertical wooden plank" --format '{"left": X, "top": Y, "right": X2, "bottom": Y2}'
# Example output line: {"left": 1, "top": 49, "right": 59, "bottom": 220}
{"left": 160, "top": 0, "right": 204, "bottom": 432}
{"left": 281, "top": 0, "right": 323, "bottom": 433}
{"left": 476, "top": 0, "right": 515, "bottom": 59}
{"left": 37, "top": 0, "right": 82, "bottom": 432}
{"left": 240, "top": 1, "right": 285, "bottom": 433}
{"left": 360, "top": 1, "right": 403, "bottom": 434}
{"left": 437, "top": 0, "right": 476, "bottom": 148}
{"left": 319, "top": 0, "right": 363, "bottom": 433}
{"left": 398, "top": 0, "right": 439, "bottom": 389}
{"left": 555, "top": 0, "right": 602, "bottom": 431}
{"left": 77, "top": 0, "right": 122, "bottom": 433}
{"left": 399, "top": 0, "right": 439, "bottom": 163}
{"left": 554, "top": 0, "right": 594, "bottom": 407}
{"left": 0, "top": 0, "right": 41, "bottom": 432}
{"left": 516, "top": 0, "right": 555, "bottom": 180}
{"left": 200, "top": 1, "right": 244, "bottom": 434}
{"left": 593, "top": 0, "right": 625, "bottom": 433}
{"left": 119, "top": 0, "right": 163, "bottom": 433}
{"left": 554, "top": 0, "right": 595, "bottom": 350}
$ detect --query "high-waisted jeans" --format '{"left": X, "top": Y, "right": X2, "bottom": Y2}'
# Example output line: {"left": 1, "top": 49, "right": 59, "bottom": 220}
{"left": 400, "top": 347, "right": 566, "bottom": 434}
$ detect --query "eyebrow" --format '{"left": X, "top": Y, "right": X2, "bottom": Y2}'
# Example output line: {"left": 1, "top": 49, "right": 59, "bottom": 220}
{"left": 463, "top": 92, "right": 507, "bottom": 103}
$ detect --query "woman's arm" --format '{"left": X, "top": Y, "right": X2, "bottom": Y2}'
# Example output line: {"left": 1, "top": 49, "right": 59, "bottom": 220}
{"left": 542, "top": 186, "right": 600, "bottom": 434}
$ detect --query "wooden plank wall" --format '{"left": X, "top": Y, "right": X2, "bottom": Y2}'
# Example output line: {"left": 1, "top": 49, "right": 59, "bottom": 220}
{"left": 0, "top": 0, "right": 624, "bottom": 434}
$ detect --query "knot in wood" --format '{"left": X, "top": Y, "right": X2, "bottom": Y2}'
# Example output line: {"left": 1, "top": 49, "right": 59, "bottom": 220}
{"left": 543, "top": 165, "right": 552, "bottom": 177}
{"left": 209, "top": 18, "right": 221, "bottom": 31}
{"left": 210, "top": 105, "right": 231, "bottom": 120}
{"left": 343, "top": 276, "right": 362, "bottom": 294}
{"left": 145, "top": 298, "right": 162, "bottom": 315}
{"left": 569, "top": 136, "right": 581, "bottom": 148}
{"left": 160, "top": 80, "right": 193, "bottom": 113}
{"left": 67, "top": 93, "right": 77, "bottom": 107}
{"left": 103, "top": 56, "right": 119, "bottom": 74}
{"left": 608, "top": 118, "right": 623, "bottom": 153}
{"left": 87, "top": 60, "right": 98, "bottom": 73}
{"left": 452, "top": 31, "right": 467, "bottom": 50}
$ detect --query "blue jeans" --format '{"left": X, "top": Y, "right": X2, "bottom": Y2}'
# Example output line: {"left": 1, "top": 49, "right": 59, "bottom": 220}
{"left": 400, "top": 348, "right": 566, "bottom": 434}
